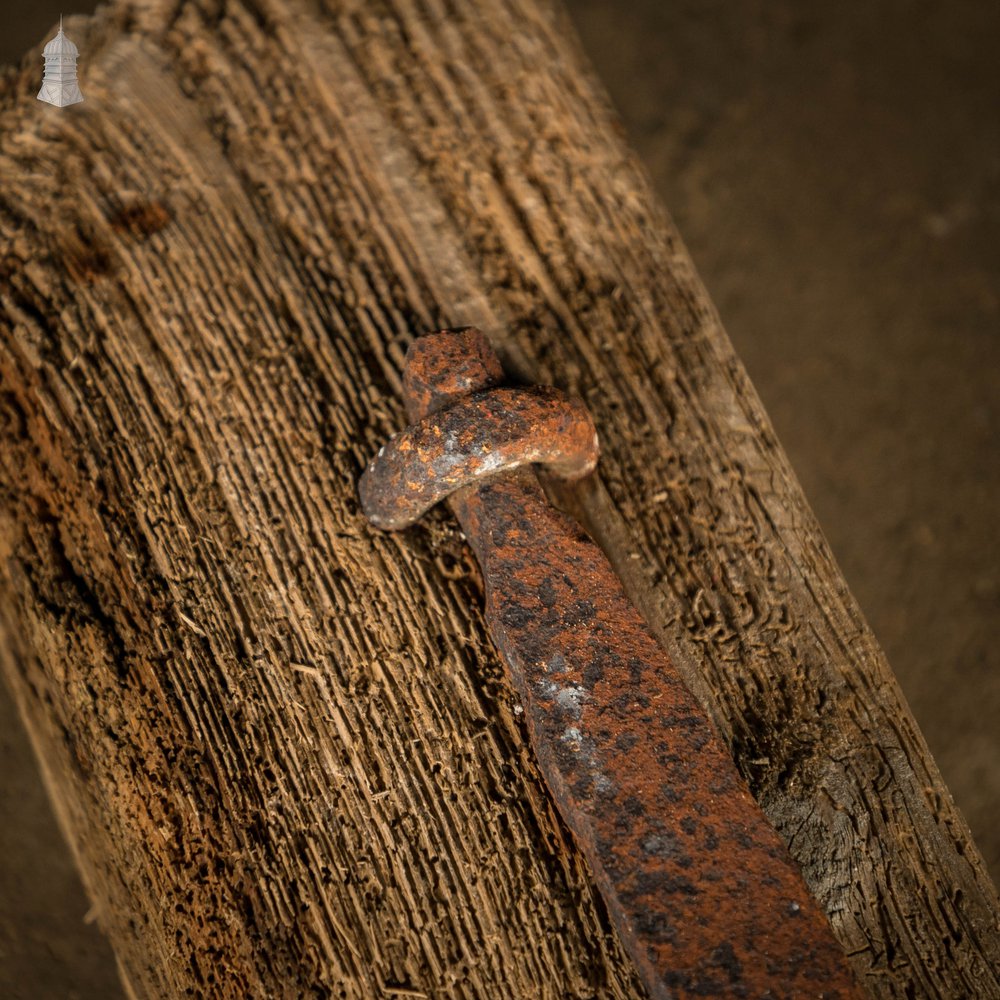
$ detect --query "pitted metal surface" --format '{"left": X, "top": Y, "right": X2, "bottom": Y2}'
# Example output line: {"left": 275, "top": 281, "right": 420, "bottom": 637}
{"left": 360, "top": 327, "right": 864, "bottom": 1000}
{"left": 359, "top": 387, "right": 598, "bottom": 530}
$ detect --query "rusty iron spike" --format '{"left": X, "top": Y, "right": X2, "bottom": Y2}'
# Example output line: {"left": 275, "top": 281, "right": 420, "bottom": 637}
{"left": 359, "top": 327, "right": 864, "bottom": 1000}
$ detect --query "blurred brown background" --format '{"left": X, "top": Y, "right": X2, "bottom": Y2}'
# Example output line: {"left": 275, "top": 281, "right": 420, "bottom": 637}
{"left": 1, "top": 1, "right": 997, "bottom": 996}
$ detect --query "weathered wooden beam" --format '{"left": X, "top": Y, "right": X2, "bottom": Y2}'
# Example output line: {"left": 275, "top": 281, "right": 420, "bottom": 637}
{"left": 0, "top": 1, "right": 997, "bottom": 997}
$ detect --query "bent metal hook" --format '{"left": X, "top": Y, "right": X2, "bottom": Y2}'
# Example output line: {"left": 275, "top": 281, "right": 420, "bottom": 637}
{"left": 359, "top": 328, "right": 863, "bottom": 1000}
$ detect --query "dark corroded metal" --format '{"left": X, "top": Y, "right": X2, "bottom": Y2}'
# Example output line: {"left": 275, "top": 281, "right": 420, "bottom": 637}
{"left": 359, "top": 387, "right": 598, "bottom": 530}
{"left": 360, "top": 328, "right": 863, "bottom": 1000}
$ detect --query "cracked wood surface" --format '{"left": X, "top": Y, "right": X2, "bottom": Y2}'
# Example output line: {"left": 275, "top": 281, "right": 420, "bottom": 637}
{"left": 0, "top": 0, "right": 997, "bottom": 997}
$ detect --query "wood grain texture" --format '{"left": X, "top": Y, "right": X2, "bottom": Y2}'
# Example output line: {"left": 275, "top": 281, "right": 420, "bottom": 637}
{"left": 0, "top": 1, "right": 997, "bottom": 998}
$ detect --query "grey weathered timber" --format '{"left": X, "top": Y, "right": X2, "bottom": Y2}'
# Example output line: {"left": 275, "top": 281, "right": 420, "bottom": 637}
{"left": 0, "top": 1, "right": 997, "bottom": 998}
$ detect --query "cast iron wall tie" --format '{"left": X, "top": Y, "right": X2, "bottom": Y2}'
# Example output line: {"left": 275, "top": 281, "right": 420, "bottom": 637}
{"left": 359, "top": 328, "right": 863, "bottom": 1000}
